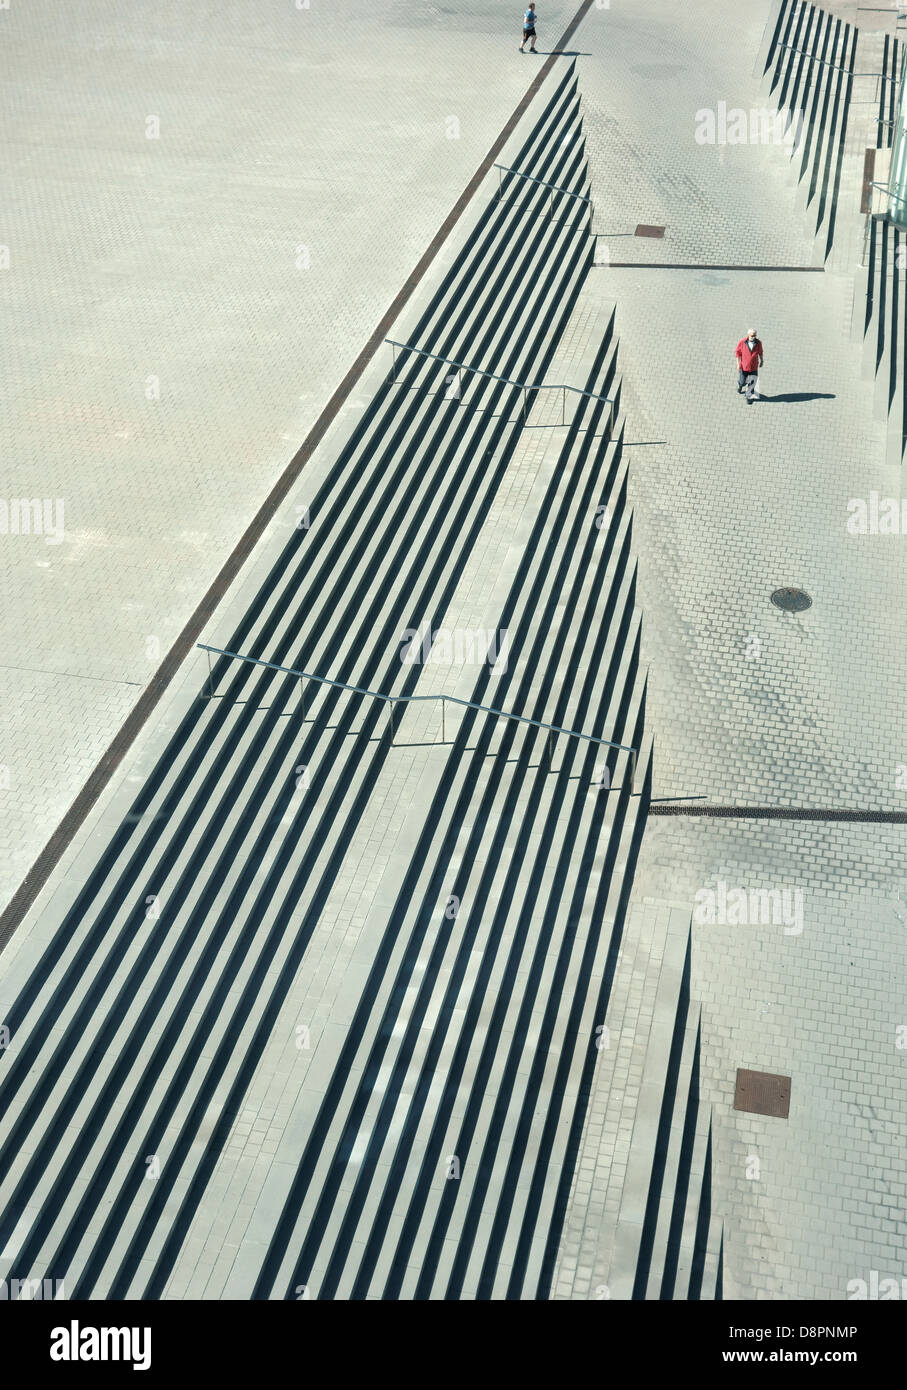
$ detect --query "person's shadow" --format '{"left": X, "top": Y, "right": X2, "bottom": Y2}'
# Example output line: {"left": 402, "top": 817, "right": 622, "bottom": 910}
{"left": 757, "top": 391, "right": 835, "bottom": 403}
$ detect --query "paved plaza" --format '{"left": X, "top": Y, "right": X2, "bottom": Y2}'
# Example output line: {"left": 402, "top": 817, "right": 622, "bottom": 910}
{"left": 0, "top": 0, "right": 557, "bottom": 917}
{"left": 1, "top": 0, "right": 906, "bottom": 1303}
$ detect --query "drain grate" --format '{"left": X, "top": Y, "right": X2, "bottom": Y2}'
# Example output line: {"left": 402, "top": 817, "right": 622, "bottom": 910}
{"left": 635, "top": 224, "right": 665, "bottom": 238}
{"left": 771, "top": 586, "right": 812, "bottom": 612}
{"left": 734, "top": 1068, "right": 791, "bottom": 1119}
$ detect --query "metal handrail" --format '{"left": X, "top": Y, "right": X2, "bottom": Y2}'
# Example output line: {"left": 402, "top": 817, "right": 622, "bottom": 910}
{"left": 777, "top": 43, "right": 893, "bottom": 79}
{"left": 383, "top": 338, "right": 616, "bottom": 430}
{"left": 868, "top": 179, "right": 907, "bottom": 210}
{"left": 196, "top": 643, "right": 638, "bottom": 777}
{"left": 493, "top": 163, "right": 592, "bottom": 204}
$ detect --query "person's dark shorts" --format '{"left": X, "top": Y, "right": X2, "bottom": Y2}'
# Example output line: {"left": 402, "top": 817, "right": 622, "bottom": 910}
{"left": 523, "top": 27, "right": 536, "bottom": 38}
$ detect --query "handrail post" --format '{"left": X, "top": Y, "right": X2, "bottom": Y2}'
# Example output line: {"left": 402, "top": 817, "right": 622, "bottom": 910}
{"left": 390, "top": 341, "right": 397, "bottom": 384}
{"left": 299, "top": 676, "right": 306, "bottom": 721}
{"left": 523, "top": 385, "right": 528, "bottom": 421}
{"left": 562, "top": 386, "right": 566, "bottom": 427}
{"left": 206, "top": 648, "right": 214, "bottom": 701}
{"left": 441, "top": 696, "right": 446, "bottom": 744}
{"left": 387, "top": 697, "right": 395, "bottom": 746}
{"left": 630, "top": 748, "right": 637, "bottom": 793}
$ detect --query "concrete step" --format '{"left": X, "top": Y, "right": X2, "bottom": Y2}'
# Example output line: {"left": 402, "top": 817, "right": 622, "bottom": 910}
{"left": 683, "top": 1124, "right": 724, "bottom": 1301}
{"left": 604, "top": 915, "right": 692, "bottom": 1300}
{"left": 662, "top": 1023, "right": 714, "bottom": 1300}
{"left": 765, "top": 0, "right": 858, "bottom": 261}
{"left": 637, "top": 1003, "right": 701, "bottom": 1300}
{"left": 617, "top": 967, "right": 721, "bottom": 1303}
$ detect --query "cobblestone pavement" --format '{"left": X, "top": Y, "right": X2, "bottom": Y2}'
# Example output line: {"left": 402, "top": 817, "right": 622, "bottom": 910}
{"left": 3, "top": 0, "right": 906, "bottom": 1303}
{"left": 551, "top": 0, "right": 907, "bottom": 1300}
{"left": 636, "top": 818, "right": 906, "bottom": 1300}
{"left": 0, "top": 0, "right": 572, "bottom": 915}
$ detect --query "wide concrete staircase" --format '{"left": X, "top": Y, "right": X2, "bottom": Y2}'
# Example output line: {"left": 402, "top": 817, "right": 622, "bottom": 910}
{"left": 0, "top": 62, "right": 669, "bottom": 1301}
{"left": 623, "top": 934, "right": 723, "bottom": 1302}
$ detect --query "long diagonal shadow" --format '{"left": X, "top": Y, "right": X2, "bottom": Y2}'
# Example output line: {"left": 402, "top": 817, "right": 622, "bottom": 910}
{"left": 756, "top": 391, "right": 835, "bottom": 403}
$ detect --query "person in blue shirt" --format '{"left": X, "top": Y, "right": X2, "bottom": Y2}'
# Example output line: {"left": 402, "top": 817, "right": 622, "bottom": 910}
{"left": 519, "top": 4, "right": 538, "bottom": 52}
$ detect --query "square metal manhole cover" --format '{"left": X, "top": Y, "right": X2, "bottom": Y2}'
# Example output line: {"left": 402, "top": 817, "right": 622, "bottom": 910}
{"left": 734, "top": 1068, "right": 791, "bottom": 1118}
{"left": 635, "top": 224, "right": 665, "bottom": 238}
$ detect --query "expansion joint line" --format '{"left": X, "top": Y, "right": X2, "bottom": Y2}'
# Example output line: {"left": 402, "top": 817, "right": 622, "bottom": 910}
{"left": 649, "top": 805, "right": 907, "bottom": 824}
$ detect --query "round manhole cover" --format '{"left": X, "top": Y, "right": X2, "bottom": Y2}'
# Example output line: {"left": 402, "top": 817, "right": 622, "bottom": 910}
{"left": 771, "top": 587, "right": 812, "bottom": 613}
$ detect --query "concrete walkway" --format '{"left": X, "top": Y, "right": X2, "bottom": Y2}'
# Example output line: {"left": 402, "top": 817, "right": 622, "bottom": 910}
{"left": 551, "top": 0, "right": 907, "bottom": 1300}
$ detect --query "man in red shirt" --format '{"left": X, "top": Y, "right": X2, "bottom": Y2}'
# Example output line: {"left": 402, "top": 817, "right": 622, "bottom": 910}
{"left": 735, "top": 329, "right": 764, "bottom": 402}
